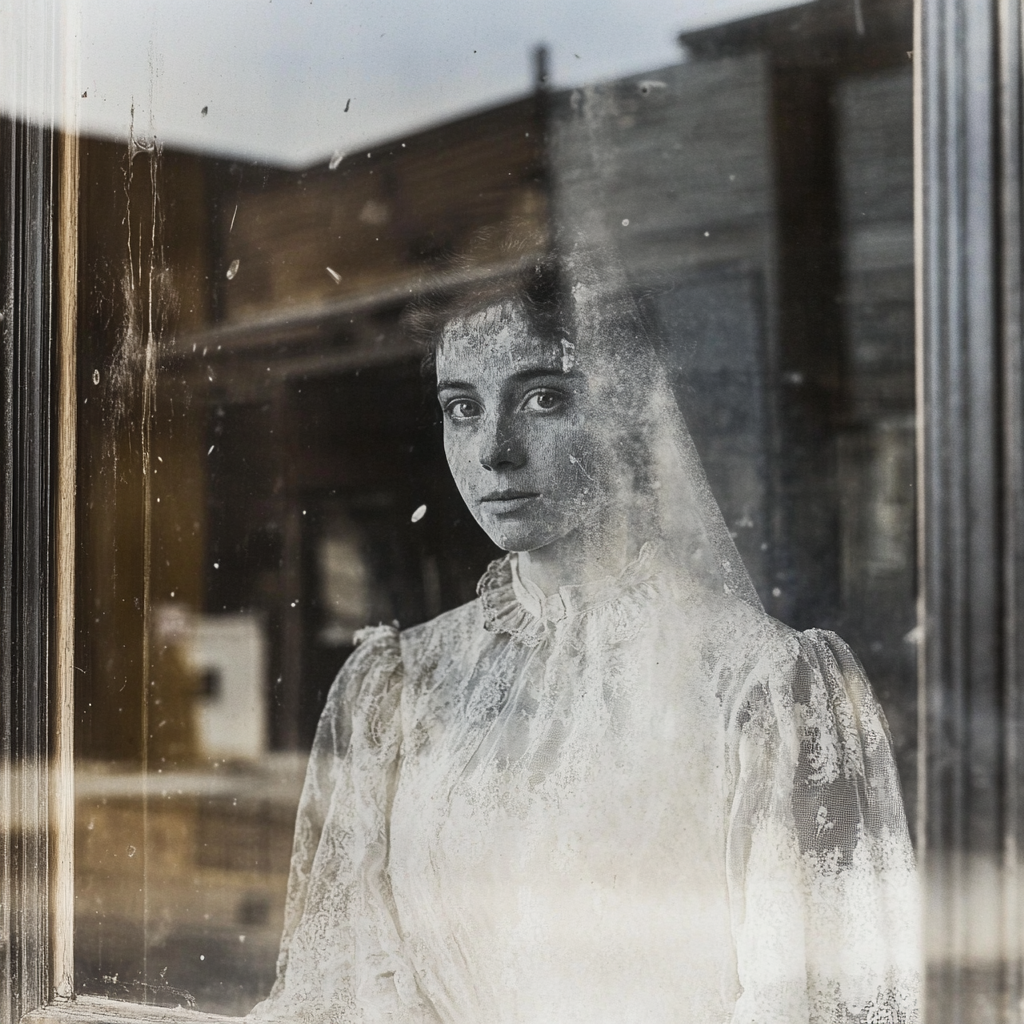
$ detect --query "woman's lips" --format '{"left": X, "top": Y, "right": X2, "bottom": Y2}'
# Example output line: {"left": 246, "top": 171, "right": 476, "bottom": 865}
{"left": 480, "top": 491, "right": 540, "bottom": 514}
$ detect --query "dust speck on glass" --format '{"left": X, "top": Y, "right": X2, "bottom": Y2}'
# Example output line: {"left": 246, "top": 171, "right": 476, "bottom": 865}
{"left": 69, "top": 0, "right": 918, "bottom": 1019}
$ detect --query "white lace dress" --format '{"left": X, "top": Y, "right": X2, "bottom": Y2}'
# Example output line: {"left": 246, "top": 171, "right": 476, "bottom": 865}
{"left": 251, "top": 550, "right": 920, "bottom": 1024}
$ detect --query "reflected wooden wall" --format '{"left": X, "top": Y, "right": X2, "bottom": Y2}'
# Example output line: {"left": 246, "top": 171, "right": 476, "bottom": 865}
{"left": 75, "top": 137, "right": 214, "bottom": 764}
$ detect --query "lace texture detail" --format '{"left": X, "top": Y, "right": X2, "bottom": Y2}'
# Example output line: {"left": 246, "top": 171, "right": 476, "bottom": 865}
{"left": 250, "top": 580, "right": 920, "bottom": 1024}
{"left": 250, "top": 626, "right": 441, "bottom": 1023}
{"left": 477, "top": 543, "right": 660, "bottom": 650}
{"left": 725, "top": 630, "right": 919, "bottom": 1024}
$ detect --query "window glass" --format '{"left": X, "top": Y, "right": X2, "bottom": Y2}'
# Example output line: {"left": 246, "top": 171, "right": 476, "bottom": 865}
{"left": 70, "top": 0, "right": 916, "bottom": 1014}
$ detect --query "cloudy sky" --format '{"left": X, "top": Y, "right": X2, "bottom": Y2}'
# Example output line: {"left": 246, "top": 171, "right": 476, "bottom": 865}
{"left": 5, "top": 0, "right": 808, "bottom": 167}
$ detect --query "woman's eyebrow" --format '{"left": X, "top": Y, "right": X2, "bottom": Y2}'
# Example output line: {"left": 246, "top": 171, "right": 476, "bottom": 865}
{"left": 435, "top": 378, "right": 478, "bottom": 393}
{"left": 436, "top": 367, "right": 566, "bottom": 393}
{"left": 508, "top": 365, "right": 569, "bottom": 384}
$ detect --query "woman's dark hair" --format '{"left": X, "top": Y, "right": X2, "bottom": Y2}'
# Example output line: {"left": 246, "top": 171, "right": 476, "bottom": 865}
{"left": 405, "top": 241, "right": 659, "bottom": 382}
{"left": 405, "top": 250, "right": 571, "bottom": 379}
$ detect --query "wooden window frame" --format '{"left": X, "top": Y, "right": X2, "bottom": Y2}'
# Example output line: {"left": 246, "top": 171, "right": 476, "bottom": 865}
{"left": 3, "top": 0, "right": 1024, "bottom": 1020}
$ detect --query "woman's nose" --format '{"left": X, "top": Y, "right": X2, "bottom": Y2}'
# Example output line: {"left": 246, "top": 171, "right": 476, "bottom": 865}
{"left": 479, "top": 419, "right": 525, "bottom": 472}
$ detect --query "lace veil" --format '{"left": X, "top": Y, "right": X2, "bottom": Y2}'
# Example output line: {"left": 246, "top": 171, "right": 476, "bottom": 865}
{"left": 541, "top": 241, "right": 763, "bottom": 609}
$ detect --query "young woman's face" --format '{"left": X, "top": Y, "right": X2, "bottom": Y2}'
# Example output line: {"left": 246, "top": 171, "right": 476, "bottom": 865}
{"left": 436, "top": 303, "right": 602, "bottom": 554}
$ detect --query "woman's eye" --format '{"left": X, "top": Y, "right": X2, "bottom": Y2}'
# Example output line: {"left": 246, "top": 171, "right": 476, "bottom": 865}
{"left": 445, "top": 399, "right": 481, "bottom": 421}
{"left": 523, "top": 390, "right": 563, "bottom": 413}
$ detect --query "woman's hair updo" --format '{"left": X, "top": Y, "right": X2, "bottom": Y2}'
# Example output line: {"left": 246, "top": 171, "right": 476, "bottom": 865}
{"left": 406, "top": 252, "right": 571, "bottom": 379}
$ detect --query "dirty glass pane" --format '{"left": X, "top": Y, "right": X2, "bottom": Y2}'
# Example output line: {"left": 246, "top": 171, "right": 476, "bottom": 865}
{"left": 70, "top": 0, "right": 917, "bottom": 1015}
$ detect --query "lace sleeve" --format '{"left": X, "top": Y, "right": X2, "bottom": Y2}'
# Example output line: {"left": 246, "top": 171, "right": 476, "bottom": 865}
{"left": 250, "top": 625, "right": 437, "bottom": 1023}
{"left": 726, "top": 628, "right": 920, "bottom": 1024}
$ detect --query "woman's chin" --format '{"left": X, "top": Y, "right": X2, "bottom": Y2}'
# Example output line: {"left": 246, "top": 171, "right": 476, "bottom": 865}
{"left": 486, "top": 529, "right": 552, "bottom": 554}
{"left": 477, "top": 516, "right": 567, "bottom": 555}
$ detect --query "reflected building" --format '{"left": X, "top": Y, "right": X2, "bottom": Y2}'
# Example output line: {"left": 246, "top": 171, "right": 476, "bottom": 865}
{"left": 72, "top": 0, "right": 915, "bottom": 1011}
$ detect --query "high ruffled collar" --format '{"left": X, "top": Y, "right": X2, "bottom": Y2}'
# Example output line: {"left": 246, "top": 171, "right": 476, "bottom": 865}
{"left": 477, "top": 542, "right": 660, "bottom": 648}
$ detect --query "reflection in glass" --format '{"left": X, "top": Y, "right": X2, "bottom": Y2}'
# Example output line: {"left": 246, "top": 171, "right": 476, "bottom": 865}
{"left": 244, "top": 243, "right": 918, "bottom": 1022}
{"left": 72, "top": 0, "right": 916, "bottom": 1013}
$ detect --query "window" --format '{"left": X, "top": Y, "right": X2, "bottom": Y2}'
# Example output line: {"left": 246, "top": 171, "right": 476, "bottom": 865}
{"left": 3, "top": 0, "right": 1023, "bottom": 1021}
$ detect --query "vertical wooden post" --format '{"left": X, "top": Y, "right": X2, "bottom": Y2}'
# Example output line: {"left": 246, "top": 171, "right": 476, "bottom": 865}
{"left": 52, "top": 96, "right": 80, "bottom": 1018}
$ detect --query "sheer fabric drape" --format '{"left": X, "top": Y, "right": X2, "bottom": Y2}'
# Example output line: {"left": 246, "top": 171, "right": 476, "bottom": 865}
{"left": 251, "top": 550, "right": 918, "bottom": 1024}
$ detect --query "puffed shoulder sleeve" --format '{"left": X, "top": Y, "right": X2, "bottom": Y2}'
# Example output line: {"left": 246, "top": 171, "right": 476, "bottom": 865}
{"left": 725, "top": 627, "right": 920, "bottom": 1024}
{"left": 250, "top": 625, "right": 438, "bottom": 1024}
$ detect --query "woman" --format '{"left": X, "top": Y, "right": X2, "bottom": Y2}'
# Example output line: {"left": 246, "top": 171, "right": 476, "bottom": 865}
{"left": 251, "top": 250, "right": 919, "bottom": 1023}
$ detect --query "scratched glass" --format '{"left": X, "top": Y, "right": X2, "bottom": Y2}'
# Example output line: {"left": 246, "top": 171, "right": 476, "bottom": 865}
{"left": 69, "top": 0, "right": 918, "bottom": 1015}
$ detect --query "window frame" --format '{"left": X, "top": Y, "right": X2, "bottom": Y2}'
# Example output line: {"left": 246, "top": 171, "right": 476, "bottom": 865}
{"left": 1, "top": 76, "right": 59, "bottom": 1024}
{"left": 916, "top": 0, "right": 1024, "bottom": 1016}
{"left": 3, "top": 0, "right": 1024, "bottom": 1020}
